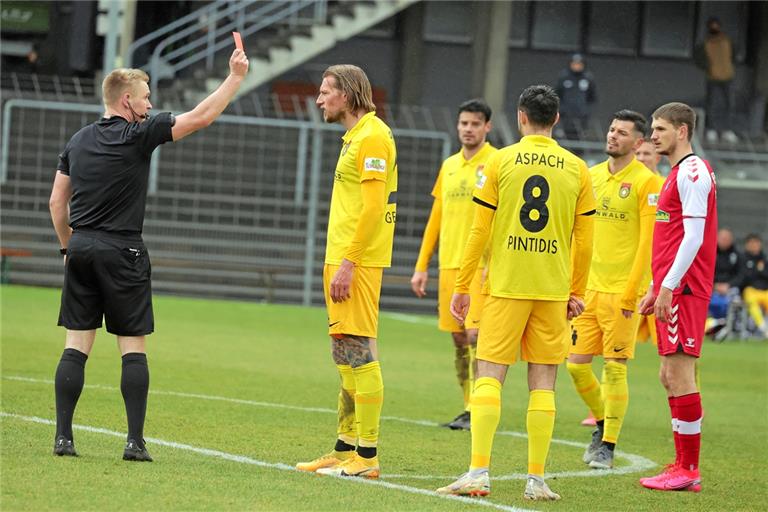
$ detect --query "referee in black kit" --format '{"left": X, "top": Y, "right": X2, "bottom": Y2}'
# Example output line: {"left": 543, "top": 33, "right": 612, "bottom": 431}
{"left": 48, "top": 49, "right": 248, "bottom": 461}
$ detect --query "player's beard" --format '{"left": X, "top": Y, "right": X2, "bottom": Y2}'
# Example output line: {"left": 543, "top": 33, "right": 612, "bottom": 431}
{"left": 605, "top": 145, "right": 629, "bottom": 159}
{"left": 323, "top": 110, "right": 340, "bottom": 124}
{"left": 462, "top": 137, "right": 481, "bottom": 151}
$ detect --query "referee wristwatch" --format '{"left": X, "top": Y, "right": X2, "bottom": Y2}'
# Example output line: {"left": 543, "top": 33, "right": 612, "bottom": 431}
{"left": 60, "top": 248, "right": 67, "bottom": 255}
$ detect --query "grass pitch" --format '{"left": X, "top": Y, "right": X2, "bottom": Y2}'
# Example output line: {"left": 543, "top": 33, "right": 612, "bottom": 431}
{"left": 2, "top": 285, "right": 766, "bottom": 511}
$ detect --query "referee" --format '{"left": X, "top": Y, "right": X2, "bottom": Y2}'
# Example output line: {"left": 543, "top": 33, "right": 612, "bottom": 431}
{"left": 48, "top": 49, "right": 249, "bottom": 461}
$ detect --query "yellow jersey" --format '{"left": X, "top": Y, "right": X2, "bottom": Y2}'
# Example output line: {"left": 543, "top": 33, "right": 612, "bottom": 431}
{"left": 589, "top": 158, "right": 661, "bottom": 293}
{"left": 473, "top": 135, "right": 595, "bottom": 300}
{"left": 432, "top": 142, "right": 497, "bottom": 269}
{"left": 325, "top": 112, "right": 398, "bottom": 267}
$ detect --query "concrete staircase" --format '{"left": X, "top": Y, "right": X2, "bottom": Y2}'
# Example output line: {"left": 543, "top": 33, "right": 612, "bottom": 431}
{"left": 232, "top": 0, "right": 418, "bottom": 97}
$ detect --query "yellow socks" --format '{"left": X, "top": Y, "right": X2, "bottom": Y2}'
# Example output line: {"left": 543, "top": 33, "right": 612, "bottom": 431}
{"left": 352, "top": 361, "right": 384, "bottom": 448}
{"left": 527, "top": 389, "right": 556, "bottom": 476}
{"left": 470, "top": 377, "right": 502, "bottom": 470}
{"left": 567, "top": 362, "right": 605, "bottom": 420}
{"left": 602, "top": 361, "right": 628, "bottom": 444}
{"left": 336, "top": 364, "right": 357, "bottom": 446}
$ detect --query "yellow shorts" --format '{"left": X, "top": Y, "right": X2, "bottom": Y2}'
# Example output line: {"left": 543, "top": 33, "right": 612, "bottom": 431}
{"left": 323, "top": 264, "right": 383, "bottom": 338}
{"left": 477, "top": 296, "right": 569, "bottom": 365}
{"left": 636, "top": 313, "right": 658, "bottom": 345}
{"left": 438, "top": 268, "right": 486, "bottom": 332}
{"left": 570, "top": 290, "right": 642, "bottom": 359}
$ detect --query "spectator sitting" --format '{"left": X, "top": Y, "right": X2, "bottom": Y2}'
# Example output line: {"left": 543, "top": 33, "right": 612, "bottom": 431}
{"left": 740, "top": 234, "right": 768, "bottom": 337}
{"left": 707, "top": 228, "right": 741, "bottom": 338}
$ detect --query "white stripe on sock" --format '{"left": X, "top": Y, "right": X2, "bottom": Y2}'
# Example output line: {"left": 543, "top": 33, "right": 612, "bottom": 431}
{"left": 676, "top": 418, "right": 702, "bottom": 435}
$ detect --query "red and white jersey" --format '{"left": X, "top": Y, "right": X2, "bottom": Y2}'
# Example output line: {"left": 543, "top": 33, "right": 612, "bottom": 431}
{"left": 652, "top": 154, "right": 717, "bottom": 299}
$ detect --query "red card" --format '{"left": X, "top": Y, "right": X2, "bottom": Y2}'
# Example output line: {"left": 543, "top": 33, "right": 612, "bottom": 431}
{"left": 232, "top": 31, "right": 243, "bottom": 51}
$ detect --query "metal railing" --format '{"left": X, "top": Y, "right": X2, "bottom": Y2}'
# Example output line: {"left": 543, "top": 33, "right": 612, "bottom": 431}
{"left": 125, "top": 0, "right": 328, "bottom": 96}
{"left": 1, "top": 98, "right": 451, "bottom": 311}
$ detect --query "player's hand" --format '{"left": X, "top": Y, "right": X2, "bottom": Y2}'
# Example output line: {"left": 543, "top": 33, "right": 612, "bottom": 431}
{"left": 567, "top": 295, "right": 585, "bottom": 320}
{"left": 410, "top": 271, "right": 428, "bottom": 298}
{"left": 330, "top": 259, "right": 354, "bottom": 303}
{"left": 654, "top": 286, "right": 673, "bottom": 322}
{"left": 621, "top": 308, "right": 634, "bottom": 319}
{"left": 638, "top": 290, "right": 656, "bottom": 315}
{"left": 450, "top": 293, "right": 470, "bottom": 324}
{"left": 229, "top": 49, "right": 249, "bottom": 77}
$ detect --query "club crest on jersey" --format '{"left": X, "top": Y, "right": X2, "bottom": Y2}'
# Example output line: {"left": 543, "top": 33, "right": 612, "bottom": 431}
{"left": 364, "top": 157, "right": 387, "bottom": 173}
{"left": 656, "top": 209, "right": 670, "bottom": 222}
{"left": 341, "top": 142, "right": 351, "bottom": 156}
{"left": 619, "top": 182, "right": 631, "bottom": 198}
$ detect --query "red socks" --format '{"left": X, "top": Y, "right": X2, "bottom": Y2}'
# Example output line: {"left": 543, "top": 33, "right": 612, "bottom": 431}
{"left": 669, "top": 393, "right": 702, "bottom": 471}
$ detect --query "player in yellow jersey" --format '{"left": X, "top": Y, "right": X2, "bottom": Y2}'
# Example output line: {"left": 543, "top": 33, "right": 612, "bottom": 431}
{"left": 437, "top": 85, "right": 595, "bottom": 501}
{"left": 566, "top": 111, "right": 662, "bottom": 470}
{"left": 296, "top": 65, "right": 397, "bottom": 479}
{"left": 411, "top": 99, "right": 497, "bottom": 430}
{"left": 635, "top": 137, "right": 666, "bottom": 345}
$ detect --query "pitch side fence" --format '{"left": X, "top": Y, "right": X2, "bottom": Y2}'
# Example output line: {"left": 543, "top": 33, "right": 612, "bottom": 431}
{"left": 1, "top": 99, "right": 451, "bottom": 313}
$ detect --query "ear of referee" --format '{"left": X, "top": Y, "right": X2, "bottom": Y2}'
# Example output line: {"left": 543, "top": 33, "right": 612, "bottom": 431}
{"left": 48, "top": 49, "right": 250, "bottom": 461}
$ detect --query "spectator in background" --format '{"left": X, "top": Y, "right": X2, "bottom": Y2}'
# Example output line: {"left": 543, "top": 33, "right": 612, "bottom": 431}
{"left": 696, "top": 17, "right": 738, "bottom": 144}
{"left": 555, "top": 53, "right": 597, "bottom": 140}
{"left": 741, "top": 234, "right": 768, "bottom": 337}
{"left": 709, "top": 228, "right": 742, "bottom": 323}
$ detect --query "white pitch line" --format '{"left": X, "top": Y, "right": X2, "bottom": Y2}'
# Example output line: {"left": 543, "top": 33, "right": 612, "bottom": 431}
{"left": 0, "top": 412, "right": 532, "bottom": 512}
{"left": 4, "top": 375, "right": 657, "bottom": 480}
{"left": 381, "top": 312, "right": 438, "bottom": 326}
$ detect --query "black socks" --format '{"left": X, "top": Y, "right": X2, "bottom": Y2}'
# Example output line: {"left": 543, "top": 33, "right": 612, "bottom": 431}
{"left": 121, "top": 352, "right": 149, "bottom": 448}
{"left": 54, "top": 348, "right": 88, "bottom": 440}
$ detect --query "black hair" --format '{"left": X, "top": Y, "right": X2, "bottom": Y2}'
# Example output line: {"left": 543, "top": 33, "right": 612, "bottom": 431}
{"left": 517, "top": 85, "right": 559, "bottom": 127}
{"left": 612, "top": 109, "right": 648, "bottom": 136}
{"left": 458, "top": 98, "right": 492, "bottom": 123}
{"left": 746, "top": 233, "right": 762, "bottom": 243}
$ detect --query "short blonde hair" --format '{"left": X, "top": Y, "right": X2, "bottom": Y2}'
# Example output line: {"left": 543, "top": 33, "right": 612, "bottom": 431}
{"left": 102, "top": 68, "right": 149, "bottom": 107}
{"left": 653, "top": 102, "right": 696, "bottom": 141}
{"left": 322, "top": 64, "right": 375, "bottom": 113}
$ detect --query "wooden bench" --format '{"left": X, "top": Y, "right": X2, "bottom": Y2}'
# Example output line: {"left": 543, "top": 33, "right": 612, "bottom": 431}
{"left": 0, "top": 248, "right": 33, "bottom": 284}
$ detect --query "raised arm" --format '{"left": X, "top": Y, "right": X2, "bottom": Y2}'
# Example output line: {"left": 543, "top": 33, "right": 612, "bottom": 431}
{"left": 172, "top": 50, "right": 249, "bottom": 141}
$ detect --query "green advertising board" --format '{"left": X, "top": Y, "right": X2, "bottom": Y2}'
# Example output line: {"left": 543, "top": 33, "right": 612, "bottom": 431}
{"left": 1, "top": 1, "right": 50, "bottom": 33}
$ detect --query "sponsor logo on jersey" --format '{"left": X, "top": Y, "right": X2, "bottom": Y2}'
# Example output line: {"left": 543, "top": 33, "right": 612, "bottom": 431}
{"left": 656, "top": 209, "right": 670, "bottom": 222}
{"left": 619, "top": 182, "right": 631, "bottom": 198}
{"left": 364, "top": 158, "right": 387, "bottom": 172}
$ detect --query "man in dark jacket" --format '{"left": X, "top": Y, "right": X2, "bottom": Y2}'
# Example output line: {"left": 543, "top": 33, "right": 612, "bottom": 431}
{"left": 554, "top": 53, "right": 597, "bottom": 140}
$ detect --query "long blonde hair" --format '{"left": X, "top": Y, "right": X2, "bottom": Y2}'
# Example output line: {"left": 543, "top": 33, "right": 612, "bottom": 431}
{"left": 322, "top": 65, "right": 375, "bottom": 113}
{"left": 102, "top": 68, "right": 149, "bottom": 107}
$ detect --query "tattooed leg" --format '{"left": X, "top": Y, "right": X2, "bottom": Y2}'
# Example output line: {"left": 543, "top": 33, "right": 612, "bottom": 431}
{"left": 331, "top": 337, "right": 349, "bottom": 365}
{"left": 339, "top": 335, "right": 378, "bottom": 368}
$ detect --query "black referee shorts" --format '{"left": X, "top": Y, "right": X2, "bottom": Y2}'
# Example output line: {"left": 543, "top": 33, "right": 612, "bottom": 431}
{"left": 58, "top": 230, "right": 154, "bottom": 336}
